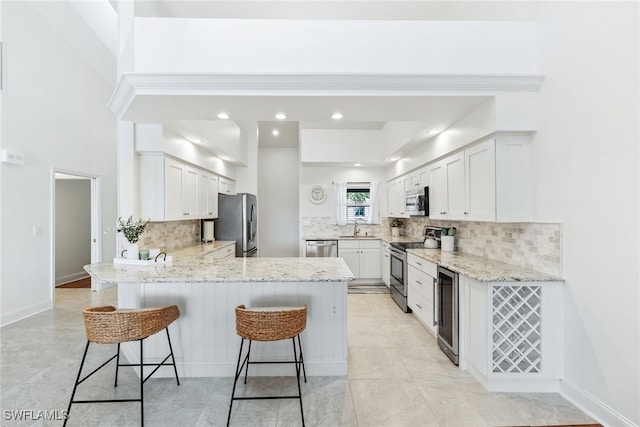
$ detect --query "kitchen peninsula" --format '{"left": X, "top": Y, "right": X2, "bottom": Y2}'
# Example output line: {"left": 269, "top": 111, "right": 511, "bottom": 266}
{"left": 84, "top": 244, "right": 354, "bottom": 378}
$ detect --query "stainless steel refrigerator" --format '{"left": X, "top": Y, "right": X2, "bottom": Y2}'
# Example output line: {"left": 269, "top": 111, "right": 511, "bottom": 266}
{"left": 214, "top": 193, "right": 258, "bottom": 257}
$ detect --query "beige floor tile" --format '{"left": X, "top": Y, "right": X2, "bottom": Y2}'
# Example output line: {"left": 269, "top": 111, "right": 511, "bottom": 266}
{"left": 350, "top": 378, "right": 439, "bottom": 426}
{"left": 0, "top": 288, "right": 597, "bottom": 427}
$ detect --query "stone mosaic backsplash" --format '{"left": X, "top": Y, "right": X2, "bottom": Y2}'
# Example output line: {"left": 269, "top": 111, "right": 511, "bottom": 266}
{"left": 302, "top": 217, "right": 394, "bottom": 238}
{"left": 302, "top": 216, "right": 562, "bottom": 276}
{"left": 136, "top": 220, "right": 201, "bottom": 253}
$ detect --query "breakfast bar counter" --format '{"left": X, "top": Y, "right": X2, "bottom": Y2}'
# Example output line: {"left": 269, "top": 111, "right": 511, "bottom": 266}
{"left": 85, "top": 254, "right": 353, "bottom": 378}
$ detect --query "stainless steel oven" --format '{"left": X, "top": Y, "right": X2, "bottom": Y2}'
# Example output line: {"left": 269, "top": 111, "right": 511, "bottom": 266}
{"left": 436, "top": 266, "right": 459, "bottom": 365}
{"left": 389, "top": 241, "right": 427, "bottom": 312}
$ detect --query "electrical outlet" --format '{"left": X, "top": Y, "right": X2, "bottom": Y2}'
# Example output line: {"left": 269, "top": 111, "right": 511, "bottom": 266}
{"left": 331, "top": 303, "right": 337, "bottom": 316}
{"left": 33, "top": 226, "right": 42, "bottom": 237}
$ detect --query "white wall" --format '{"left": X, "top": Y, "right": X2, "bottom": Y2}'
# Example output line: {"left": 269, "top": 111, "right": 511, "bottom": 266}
{"left": 300, "top": 166, "right": 388, "bottom": 218}
{"left": 0, "top": 2, "right": 117, "bottom": 325}
{"left": 258, "top": 147, "right": 299, "bottom": 257}
{"left": 300, "top": 129, "right": 383, "bottom": 164}
{"left": 532, "top": 3, "right": 639, "bottom": 425}
{"left": 133, "top": 18, "right": 538, "bottom": 75}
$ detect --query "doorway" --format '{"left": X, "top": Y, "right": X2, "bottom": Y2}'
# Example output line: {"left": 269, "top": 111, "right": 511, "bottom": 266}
{"left": 52, "top": 169, "right": 101, "bottom": 300}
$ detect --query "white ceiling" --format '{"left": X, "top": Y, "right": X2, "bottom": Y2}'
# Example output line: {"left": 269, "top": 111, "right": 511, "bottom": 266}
{"left": 124, "top": 94, "right": 489, "bottom": 159}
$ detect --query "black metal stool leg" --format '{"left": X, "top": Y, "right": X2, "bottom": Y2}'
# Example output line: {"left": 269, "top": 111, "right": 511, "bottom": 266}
{"left": 165, "top": 327, "right": 180, "bottom": 386}
{"left": 292, "top": 337, "right": 305, "bottom": 427}
{"left": 114, "top": 343, "right": 121, "bottom": 387}
{"left": 297, "top": 334, "right": 307, "bottom": 383}
{"left": 243, "top": 340, "right": 252, "bottom": 384}
{"left": 139, "top": 339, "right": 144, "bottom": 427}
{"left": 64, "top": 341, "right": 90, "bottom": 427}
{"left": 227, "top": 338, "right": 246, "bottom": 427}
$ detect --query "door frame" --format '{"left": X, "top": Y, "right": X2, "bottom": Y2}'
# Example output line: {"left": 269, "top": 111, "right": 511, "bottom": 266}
{"left": 51, "top": 168, "right": 102, "bottom": 300}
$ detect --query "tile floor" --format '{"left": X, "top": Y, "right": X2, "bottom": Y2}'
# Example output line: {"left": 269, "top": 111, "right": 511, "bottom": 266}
{"left": 0, "top": 288, "right": 597, "bottom": 426}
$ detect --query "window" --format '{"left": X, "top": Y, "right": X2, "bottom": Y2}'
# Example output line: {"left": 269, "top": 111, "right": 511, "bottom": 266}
{"left": 346, "top": 185, "right": 371, "bottom": 222}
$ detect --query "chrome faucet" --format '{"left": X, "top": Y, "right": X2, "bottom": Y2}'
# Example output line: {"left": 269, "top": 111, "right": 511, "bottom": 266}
{"left": 353, "top": 218, "right": 362, "bottom": 236}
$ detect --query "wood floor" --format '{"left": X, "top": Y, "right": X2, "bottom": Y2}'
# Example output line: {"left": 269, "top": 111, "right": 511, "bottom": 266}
{"left": 56, "top": 276, "right": 91, "bottom": 288}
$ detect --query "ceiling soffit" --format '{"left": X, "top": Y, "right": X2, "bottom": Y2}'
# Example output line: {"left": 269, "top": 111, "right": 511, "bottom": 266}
{"left": 108, "top": 73, "right": 544, "bottom": 119}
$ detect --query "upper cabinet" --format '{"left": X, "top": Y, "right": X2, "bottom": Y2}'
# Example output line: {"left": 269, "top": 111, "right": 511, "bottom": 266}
{"left": 198, "top": 171, "right": 219, "bottom": 219}
{"left": 138, "top": 154, "right": 226, "bottom": 221}
{"left": 428, "top": 137, "right": 531, "bottom": 222}
{"left": 219, "top": 177, "right": 236, "bottom": 195}
{"left": 387, "top": 178, "right": 408, "bottom": 218}
{"left": 409, "top": 167, "right": 429, "bottom": 189}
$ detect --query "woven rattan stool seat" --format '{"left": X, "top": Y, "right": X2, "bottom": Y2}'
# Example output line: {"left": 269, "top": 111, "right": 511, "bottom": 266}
{"left": 83, "top": 305, "right": 180, "bottom": 344}
{"left": 235, "top": 305, "right": 306, "bottom": 342}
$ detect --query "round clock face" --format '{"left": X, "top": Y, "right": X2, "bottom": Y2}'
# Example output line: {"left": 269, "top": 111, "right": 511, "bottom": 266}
{"left": 310, "top": 185, "right": 326, "bottom": 204}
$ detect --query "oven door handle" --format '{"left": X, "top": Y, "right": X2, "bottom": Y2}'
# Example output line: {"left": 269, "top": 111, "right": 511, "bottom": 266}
{"left": 433, "top": 277, "right": 438, "bottom": 327}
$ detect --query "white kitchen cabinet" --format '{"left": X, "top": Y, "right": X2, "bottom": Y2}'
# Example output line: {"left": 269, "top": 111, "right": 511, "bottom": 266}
{"left": 381, "top": 241, "right": 390, "bottom": 287}
{"left": 427, "top": 137, "right": 530, "bottom": 222}
{"left": 461, "top": 274, "right": 563, "bottom": 392}
{"left": 166, "top": 158, "right": 198, "bottom": 220}
{"left": 465, "top": 140, "right": 496, "bottom": 221}
{"left": 138, "top": 154, "right": 220, "bottom": 222}
{"left": 212, "top": 244, "right": 235, "bottom": 259}
{"left": 338, "top": 239, "right": 381, "bottom": 279}
{"left": 387, "top": 178, "right": 408, "bottom": 218}
{"left": 407, "top": 254, "right": 437, "bottom": 337}
{"left": 427, "top": 161, "right": 446, "bottom": 219}
{"left": 409, "top": 167, "right": 428, "bottom": 189}
{"left": 219, "top": 177, "right": 236, "bottom": 195}
{"left": 198, "top": 172, "right": 219, "bottom": 219}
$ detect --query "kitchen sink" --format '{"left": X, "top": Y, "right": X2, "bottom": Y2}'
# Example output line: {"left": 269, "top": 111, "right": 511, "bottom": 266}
{"left": 339, "top": 235, "right": 377, "bottom": 238}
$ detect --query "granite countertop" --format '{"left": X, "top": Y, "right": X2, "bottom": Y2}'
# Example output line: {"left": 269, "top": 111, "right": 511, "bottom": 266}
{"left": 406, "top": 248, "right": 563, "bottom": 282}
{"left": 86, "top": 248, "right": 354, "bottom": 284}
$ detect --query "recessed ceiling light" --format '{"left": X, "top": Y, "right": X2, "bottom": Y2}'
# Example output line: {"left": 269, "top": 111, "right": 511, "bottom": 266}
{"left": 354, "top": 163, "right": 361, "bottom": 167}
{"left": 217, "top": 112, "right": 230, "bottom": 120}
{"left": 275, "top": 113, "right": 287, "bottom": 120}
{"left": 272, "top": 129, "right": 280, "bottom": 136}
{"left": 331, "top": 112, "right": 343, "bottom": 120}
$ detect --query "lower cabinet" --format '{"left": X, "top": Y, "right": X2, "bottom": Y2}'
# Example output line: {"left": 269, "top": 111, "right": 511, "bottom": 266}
{"left": 381, "top": 241, "right": 390, "bottom": 287}
{"left": 212, "top": 244, "right": 235, "bottom": 259}
{"left": 407, "top": 253, "right": 437, "bottom": 337}
{"left": 338, "top": 239, "right": 381, "bottom": 279}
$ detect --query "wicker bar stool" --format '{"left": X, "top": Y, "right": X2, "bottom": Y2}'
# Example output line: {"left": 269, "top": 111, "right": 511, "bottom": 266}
{"left": 64, "top": 305, "right": 180, "bottom": 427}
{"left": 227, "top": 305, "right": 307, "bottom": 427}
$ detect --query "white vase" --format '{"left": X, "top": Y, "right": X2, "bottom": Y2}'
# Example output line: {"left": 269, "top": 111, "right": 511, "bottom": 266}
{"left": 441, "top": 236, "right": 455, "bottom": 252}
{"left": 126, "top": 242, "right": 139, "bottom": 259}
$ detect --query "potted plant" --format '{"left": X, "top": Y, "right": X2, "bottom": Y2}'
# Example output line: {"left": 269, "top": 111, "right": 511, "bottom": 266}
{"left": 441, "top": 226, "right": 457, "bottom": 251}
{"left": 390, "top": 218, "right": 404, "bottom": 238}
{"left": 117, "top": 216, "right": 149, "bottom": 259}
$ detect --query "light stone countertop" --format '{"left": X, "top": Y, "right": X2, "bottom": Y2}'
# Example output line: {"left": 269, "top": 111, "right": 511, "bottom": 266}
{"left": 85, "top": 242, "right": 355, "bottom": 284}
{"left": 406, "top": 248, "right": 563, "bottom": 282}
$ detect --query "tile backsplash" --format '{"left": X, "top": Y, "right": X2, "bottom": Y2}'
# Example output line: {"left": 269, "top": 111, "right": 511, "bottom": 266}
{"left": 136, "top": 220, "right": 201, "bottom": 253}
{"left": 303, "top": 216, "right": 562, "bottom": 276}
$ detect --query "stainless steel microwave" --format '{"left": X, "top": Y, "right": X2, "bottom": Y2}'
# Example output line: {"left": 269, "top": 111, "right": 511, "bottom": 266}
{"left": 405, "top": 187, "right": 429, "bottom": 216}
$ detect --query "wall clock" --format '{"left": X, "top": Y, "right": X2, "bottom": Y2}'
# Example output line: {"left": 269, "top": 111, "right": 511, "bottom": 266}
{"left": 309, "top": 185, "right": 326, "bottom": 204}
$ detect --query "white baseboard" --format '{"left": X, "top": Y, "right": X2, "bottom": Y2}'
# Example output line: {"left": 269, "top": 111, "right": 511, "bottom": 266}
{"left": 55, "top": 272, "right": 89, "bottom": 286}
{"left": 1, "top": 300, "right": 51, "bottom": 327}
{"left": 560, "top": 378, "right": 638, "bottom": 427}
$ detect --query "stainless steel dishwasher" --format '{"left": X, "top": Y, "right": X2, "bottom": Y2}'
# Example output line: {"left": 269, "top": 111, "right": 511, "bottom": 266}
{"left": 305, "top": 240, "right": 338, "bottom": 257}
